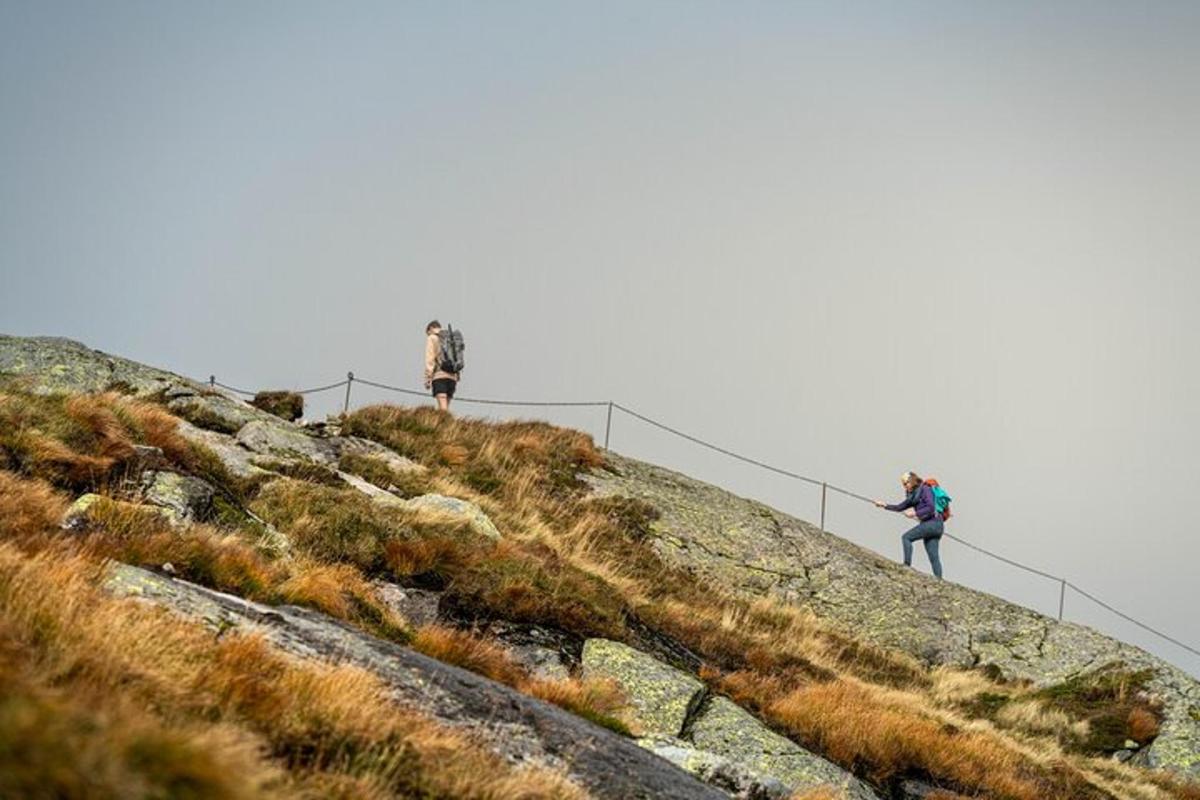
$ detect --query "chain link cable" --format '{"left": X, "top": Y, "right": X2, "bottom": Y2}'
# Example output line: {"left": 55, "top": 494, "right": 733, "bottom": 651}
{"left": 1065, "top": 582, "right": 1200, "bottom": 659}
{"left": 211, "top": 377, "right": 349, "bottom": 396}
{"left": 611, "top": 402, "right": 824, "bottom": 486}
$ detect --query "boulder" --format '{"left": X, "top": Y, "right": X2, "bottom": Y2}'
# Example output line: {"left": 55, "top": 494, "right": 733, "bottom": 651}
{"left": 174, "top": 421, "right": 268, "bottom": 479}
{"left": 236, "top": 419, "right": 337, "bottom": 465}
{"left": 168, "top": 395, "right": 262, "bottom": 435}
{"left": 581, "top": 638, "right": 704, "bottom": 737}
{"left": 103, "top": 563, "right": 727, "bottom": 800}
{"left": 637, "top": 735, "right": 790, "bottom": 800}
{"left": 690, "top": 697, "right": 876, "bottom": 799}
{"left": 401, "top": 494, "right": 502, "bottom": 540}
{"left": 142, "top": 471, "right": 214, "bottom": 523}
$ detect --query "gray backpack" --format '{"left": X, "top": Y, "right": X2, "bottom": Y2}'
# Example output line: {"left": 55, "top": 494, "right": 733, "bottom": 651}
{"left": 438, "top": 325, "right": 465, "bottom": 374}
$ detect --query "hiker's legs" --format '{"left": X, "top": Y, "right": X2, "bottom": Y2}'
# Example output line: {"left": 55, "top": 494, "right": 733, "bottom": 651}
{"left": 923, "top": 534, "right": 943, "bottom": 579}
{"left": 901, "top": 526, "right": 921, "bottom": 566}
{"left": 901, "top": 520, "right": 943, "bottom": 575}
{"left": 431, "top": 379, "right": 456, "bottom": 413}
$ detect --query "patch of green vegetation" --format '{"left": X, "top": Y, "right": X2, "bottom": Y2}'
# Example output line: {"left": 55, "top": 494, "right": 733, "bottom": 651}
{"left": 252, "top": 481, "right": 395, "bottom": 573}
{"left": 173, "top": 402, "right": 242, "bottom": 435}
{"left": 1036, "top": 662, "right": 1158, "bottom": 752}
{"left": 957, "top": 691, "right": 1012, "bottom": 720}
{"left": 337, "top": 453, "right": 430, "bottom": 498}
{"left": 444, "top": 543, "right": 627, "bottom": 640}
{"left": 250, "top": 391, "right": 303, "bottom": 422}
{"left": 184, "top": 442, "right": 271, "bottom": 505}
{"left": 1190, "top": 706, "right": 1200, "bottom": 723}
{"left": 462, "top": 464, "right": 502, "bottom": 495}
{"left": 341, "top": 409, "right": 441, "bottom": 462}
{"left": 255, "top": 459, "right": 343, "bottom": 487}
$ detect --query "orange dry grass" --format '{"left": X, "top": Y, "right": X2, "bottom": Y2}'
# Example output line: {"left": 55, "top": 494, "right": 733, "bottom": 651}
{"left": 0, "top": 543, "right": 584, "bottom": 799}
{"left": 412, "top": 623, "right": 527, "bottom": 685}
{"left": 411, "top": 624, "right": 633, "bottom": 734}
{"left": 523, "top": 676, "right": 632, "bottom": 735}
{"left": 766, "top": 679, "right": 1105, "bottom": 800}
{"left": 787, "top": 788, "right": 846, "bottom": 800}
{"left": 1128, "top": 707, "right": 1161, "bottom": 744}
{"left": 0, "top": 471, "right": 67, "bottom": 546}
{"left": 322, "top": 405, "right": 1200, "bottom": 799}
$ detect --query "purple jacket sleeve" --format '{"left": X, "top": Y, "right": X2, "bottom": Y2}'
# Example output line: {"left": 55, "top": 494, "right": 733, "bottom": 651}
{"left": 887, "top": 485, "right": 937, "bottom": 521}
{"left": 885, "top": 492, "right": 916, "bottom": 513}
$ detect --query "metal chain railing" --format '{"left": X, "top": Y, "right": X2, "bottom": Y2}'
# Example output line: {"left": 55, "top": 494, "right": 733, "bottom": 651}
{"left": 205, "top": 371, "right": 1200, "bottom": 661}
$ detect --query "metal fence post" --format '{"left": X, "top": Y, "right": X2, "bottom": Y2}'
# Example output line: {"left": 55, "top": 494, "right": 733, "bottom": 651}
{"left": 1058, "top": 579, "right": 1066, "bottom": 621}
{"left": 604, "top": 401, "right": 614, "bottom": 449}
{"left": 343, "top": 372, "right": 354, "bottom": 415}
{"left": 820, "top": 482, "right": 828, "bottom": 532}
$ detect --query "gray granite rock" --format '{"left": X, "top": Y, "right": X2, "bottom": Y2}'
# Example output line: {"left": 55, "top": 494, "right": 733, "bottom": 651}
{"left": 689, "top": 697, "right": 877, "bottom": 799}
{"left": 374, "top": 581, "right": 442, "bottom": 628}
{"left": 636, "top": 736, "right": 791, "bottom": 800}
{"left": 0, "top": 335, "right": 197, "bottom": 396}
{"left": 582, "top": 638, "right": 705, "bottom": 737}
{"left": 142, "top": 471, "right": 214, "bottom": 523}
{"left": 103, "top": 563, "right": 726, "bottom": 800}
{"left": 236, "top": 418, "right": 337, "bottom": 464}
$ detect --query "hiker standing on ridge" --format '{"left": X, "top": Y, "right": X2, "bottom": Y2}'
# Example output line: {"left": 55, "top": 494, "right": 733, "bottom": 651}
{"left": 874, "top": 472, "right": 948, "bottom": 579}
{"left": 424, "top": 320, "right": 464, "bottom": 412}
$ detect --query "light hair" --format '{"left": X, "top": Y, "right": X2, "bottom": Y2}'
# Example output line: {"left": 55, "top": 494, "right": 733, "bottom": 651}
{"left": 901, "top": 471, "right": 922, "bottom": 488}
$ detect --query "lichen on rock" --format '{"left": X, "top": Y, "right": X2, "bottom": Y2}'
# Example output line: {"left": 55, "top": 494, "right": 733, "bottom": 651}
{"left": 689, "top": 696, "right": 877, "bottom": 799}
{"left": 141, "top": 471, "right": 214, "bottom": 523}
{"left": 581, "top": 638, "right": 705, "bottom": 737}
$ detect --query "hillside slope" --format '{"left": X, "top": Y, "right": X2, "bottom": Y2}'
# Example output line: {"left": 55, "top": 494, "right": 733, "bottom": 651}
{"left": 589, "top": 456, "right": 1200, "bottom": 773}
{"left": 1, "top": 334, "right": 1198, "bottom": 800}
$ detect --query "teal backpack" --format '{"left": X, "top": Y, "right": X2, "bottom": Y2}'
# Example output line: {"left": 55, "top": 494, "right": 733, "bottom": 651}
{"left": 926, "top": 480, "right": 953, "bottom": 521}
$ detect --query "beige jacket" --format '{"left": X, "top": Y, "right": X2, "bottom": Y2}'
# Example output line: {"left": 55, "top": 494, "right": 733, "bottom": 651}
{"left": 425, "top": 333, "right": 459, "bottom": 385}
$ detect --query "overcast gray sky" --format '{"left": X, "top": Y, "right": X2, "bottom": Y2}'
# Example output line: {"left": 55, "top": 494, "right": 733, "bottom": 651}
{"left": 3, "top": 1, "right": 1198, "bottom": 676}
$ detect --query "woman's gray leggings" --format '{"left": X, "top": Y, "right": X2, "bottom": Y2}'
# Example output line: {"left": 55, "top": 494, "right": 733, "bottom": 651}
{"left": 901, "top": 519, "right": 944, "bottom": 579}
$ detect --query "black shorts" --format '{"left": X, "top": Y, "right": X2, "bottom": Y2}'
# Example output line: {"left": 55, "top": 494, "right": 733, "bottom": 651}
{"left": 431, "top": 378, "right": 457, "bottom": 398}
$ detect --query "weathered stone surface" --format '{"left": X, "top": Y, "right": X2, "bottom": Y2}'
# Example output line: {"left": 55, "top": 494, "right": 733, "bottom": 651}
{"left": 374, "top": 581, "right": 442, "bottom": 628}
{"left": 400, "top": 494, "right": 502, "bottom": 540}
{"left": 335, "top": 436, "right": 425, "bottom": 474}
{"left": 142, "top": 471, "right": 214, "bottom": 523}
{"left": 587, "top": 453, "right": 1200, "bottom": 774}
{"left": 104, "top": 563, "right": 726, "bottom": 800}
{"left": 236, "top": 419, "right": 337, "bottom": 464}
{"left": 690, "top": 697, "right": 876, "bottom": 799}
{"left": 61, "top": 493, "right": 180, "bottom": 531}
{"left": 637, "top": 736, "right": 790, "bottom": 800}
{"left": 167, "top": 394, "right": 263, "bottom": 434}
{"left": 60, "top": 493, "right": 106, "bottom": 531}
{"left": 338, "top": 469, "right": 395, "bottom": 500}
{"left": 484, "top": 621, "right": 577, "bottom": 681}
{"left": 582, "top": 638, "right": 705, "bottom": 737}
{"left": 174, "top": 421, "right": 268, "bottom": 479}
{"left": 0, "top": 335, "right": 197, "bottom": 396}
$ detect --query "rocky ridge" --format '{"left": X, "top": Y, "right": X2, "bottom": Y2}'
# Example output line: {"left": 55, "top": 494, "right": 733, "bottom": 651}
{"left": 3, "top": 334, "right": 1198, "bottom": 793}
